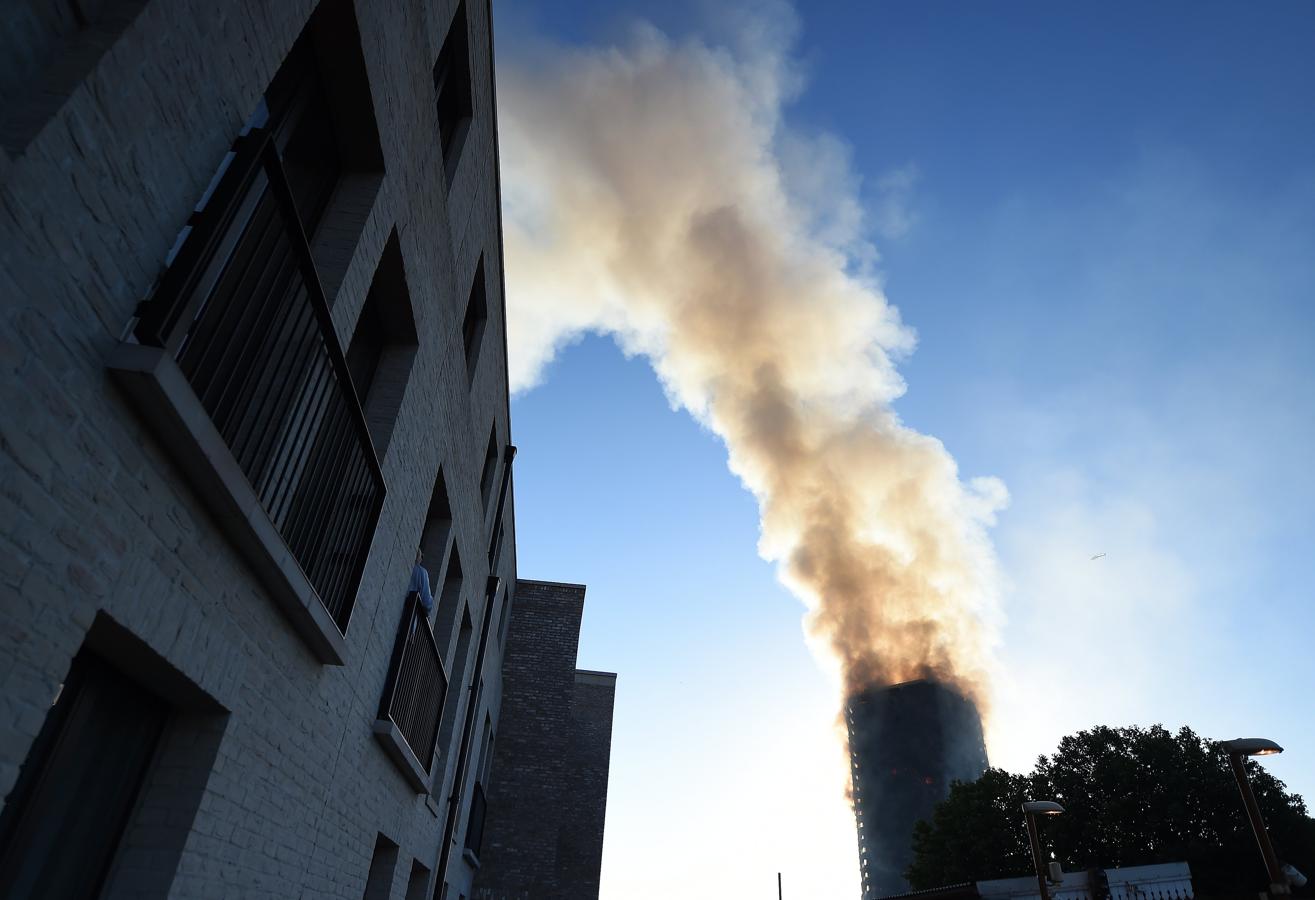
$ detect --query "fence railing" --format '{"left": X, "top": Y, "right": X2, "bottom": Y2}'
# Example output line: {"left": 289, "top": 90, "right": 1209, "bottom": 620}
{"left": 133, "top": 128, "right": 384, "bottom": 633}
{"left": 379, "top": 592, "right": 448, "bottom": 771}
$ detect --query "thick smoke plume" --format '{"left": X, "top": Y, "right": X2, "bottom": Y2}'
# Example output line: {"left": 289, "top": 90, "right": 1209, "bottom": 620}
{"left": 499, "top": 11, "right": 1006, "bottom": 706}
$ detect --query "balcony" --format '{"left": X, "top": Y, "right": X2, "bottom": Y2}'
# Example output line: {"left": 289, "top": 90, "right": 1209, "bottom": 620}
{"left": 108, "top": 126, "right": 385, "bottom": 664}
{"left": 374, "top": 592, "right": 449, "bottom": 792}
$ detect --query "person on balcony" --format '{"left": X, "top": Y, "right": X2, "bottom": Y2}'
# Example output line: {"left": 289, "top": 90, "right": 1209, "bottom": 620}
{"left": 410, "top": 548, "right": 434, "bottom": 616}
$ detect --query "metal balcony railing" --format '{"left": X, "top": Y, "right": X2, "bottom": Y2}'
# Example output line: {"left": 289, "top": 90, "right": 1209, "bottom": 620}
{"left": 379, "top": 593, "right": 449, "bottom": 771}
{"left": 133, "top": 127, "right": 384, "bottom": 632}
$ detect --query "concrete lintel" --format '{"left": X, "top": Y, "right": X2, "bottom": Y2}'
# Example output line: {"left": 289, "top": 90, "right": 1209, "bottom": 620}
{"left": 107, "top": 341, "right": 348, "bottom": 665}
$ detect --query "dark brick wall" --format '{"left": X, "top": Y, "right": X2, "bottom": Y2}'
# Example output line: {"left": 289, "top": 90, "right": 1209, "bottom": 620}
{"left": 558, "top": 672, "right": 616, "bottom": 899}
{"left": 474, "top": 580, "right": 615, "bottom": 900}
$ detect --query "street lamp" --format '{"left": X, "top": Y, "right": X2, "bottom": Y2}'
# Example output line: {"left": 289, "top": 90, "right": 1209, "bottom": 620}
{"left": 1021, "top": 800, "right": 1064, "bottom": 900}
{"left": 1221, "top": 738, "right": 1289, "bottom": 896}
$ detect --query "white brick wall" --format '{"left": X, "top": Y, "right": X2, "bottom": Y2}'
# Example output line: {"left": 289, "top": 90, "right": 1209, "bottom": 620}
{"left": 0, "top": 1, "right": 516, "bottom": 897}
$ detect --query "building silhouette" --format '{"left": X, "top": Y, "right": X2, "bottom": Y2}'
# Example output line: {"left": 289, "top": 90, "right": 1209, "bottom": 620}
{"left": 848, "top": 679, "right": 989, "bottom": 898}
{"left": 0, "top": 2, "right": 616, "bottom": 898}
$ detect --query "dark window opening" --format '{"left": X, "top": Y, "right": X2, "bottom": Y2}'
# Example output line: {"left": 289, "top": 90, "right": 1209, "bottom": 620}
{"left": 418, "top": 469, "right": 454, "bottom": 585}
{"left": 477, "top": 714, "right": 495, "bottom": 786}
{"left": 434, "top": 546, "right": 465, "bottom": 659}
{"left": 346, "top": 233, "right": 419, "bottom": 457}
{"left": 265, "top": 35, "right": 342, "bottom": 237}
{"left": 0, "top": 651, "right": 169, "bottom": 900}
{"left": 362, "top": 833, "right": 399, "bottom": 900}
{"left": 463, "top": 716, "right": 491, "bottom": 860}
{"left": 461, "top": 256, "right": 488, "bottom": 381}
{"left": 346, "top": 289, "right": 385, "bottom": 402}
{"left": 489, "top": 521, "right": 505, "bottom": 570}
{"left": 479, "top": 426, "right": 498, "bottom": 509}
{"left": 432, "top": 2, "right": 473, "bottom": 184}
{"left": 1, "top": 0, "right": 92, "bottom": 99}
{"left": 498, "top": 586, "right": 512, "bottom": 647}
{"left": 435, "top": 607, "right": 473, "bottom": 770}
{"left": 0, "top": 0, "right": 147, "bottom": 155}
{"left": 404, "top": 859, "right": 431, "bottom": 900}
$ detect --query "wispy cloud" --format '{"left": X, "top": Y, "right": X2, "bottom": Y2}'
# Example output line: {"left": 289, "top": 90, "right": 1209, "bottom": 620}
{"left": 872, "top": 163, "right": 920, "bottom": 240}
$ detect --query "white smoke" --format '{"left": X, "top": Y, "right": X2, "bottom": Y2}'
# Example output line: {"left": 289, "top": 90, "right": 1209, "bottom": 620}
{"left": 499, "top": 9, "right": 1006, "bottom": 705}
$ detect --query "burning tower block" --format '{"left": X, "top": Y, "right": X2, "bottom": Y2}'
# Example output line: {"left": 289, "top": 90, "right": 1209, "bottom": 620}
{"left": 846, "top": 679, "right": 989, "bottom": 898}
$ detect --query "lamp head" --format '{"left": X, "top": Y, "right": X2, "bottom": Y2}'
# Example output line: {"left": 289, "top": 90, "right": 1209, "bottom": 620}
{"left": 1221, "top": 738, "right": 1284, "bottom": 757}
{"left": 1022, "top": 800, "right": 1065, "bottom": 816}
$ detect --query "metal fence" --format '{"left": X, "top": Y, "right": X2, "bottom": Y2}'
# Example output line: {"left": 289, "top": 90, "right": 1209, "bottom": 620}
{"left": 379, "top": 593, "right": 449, "bottom": 771}
{"left": 134, "top": 128, "right": 384, "bottom": 633}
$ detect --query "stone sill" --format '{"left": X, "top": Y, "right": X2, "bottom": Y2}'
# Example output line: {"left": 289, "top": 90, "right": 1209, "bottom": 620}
{"left": 371, "top": 718, "right": 430, "bottom": 793}
{"left": 462, "top": 847, "right": 481, "bottom": 870}
{"left": 107, "top": 342, "right": 348, "bottom": 665}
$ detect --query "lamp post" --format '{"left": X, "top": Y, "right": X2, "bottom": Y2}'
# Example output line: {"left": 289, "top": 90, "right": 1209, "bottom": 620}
{"left": 1221, "top": 738, "right": 1289, "bottom": 896}
{"left": 1021, "top": 800, "right": 1064, "bottom": 900}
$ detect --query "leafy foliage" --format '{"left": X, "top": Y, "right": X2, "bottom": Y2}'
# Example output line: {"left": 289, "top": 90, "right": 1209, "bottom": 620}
{"left": 906, "top": 725, "right": 1315, "bottom": 894}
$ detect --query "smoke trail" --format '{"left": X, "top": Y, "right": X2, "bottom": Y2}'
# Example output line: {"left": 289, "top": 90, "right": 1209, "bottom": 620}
{"left": 499, "top": 10, "right": 1006, "bottom": 706}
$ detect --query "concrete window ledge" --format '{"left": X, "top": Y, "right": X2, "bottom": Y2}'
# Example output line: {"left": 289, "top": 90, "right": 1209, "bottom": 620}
{"left": 371, "top": 718, "right": 430, "bottom": 793}
{"left": 108, "top": 342, "right": 348, "bottom": 665}
{"left": 462, "top": 848, "right": 480, "bottom": 870}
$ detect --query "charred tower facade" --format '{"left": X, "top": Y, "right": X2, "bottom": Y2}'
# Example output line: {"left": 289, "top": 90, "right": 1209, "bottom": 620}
{"left": 847, "top": 679, "right": 989, "bottom": 898}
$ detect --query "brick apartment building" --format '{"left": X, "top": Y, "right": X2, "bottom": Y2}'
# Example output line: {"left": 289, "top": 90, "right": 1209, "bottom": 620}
{"left": 0, "top": 1, "right": 551, "bottom": 897}
{"left": 474, "top": 581, "right": 617, "bottom": 900}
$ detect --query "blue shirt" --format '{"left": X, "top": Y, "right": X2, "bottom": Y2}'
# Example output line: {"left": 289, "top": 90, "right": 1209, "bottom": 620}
{"left": 410, "top": 564, "right": 434, "bottom": 614}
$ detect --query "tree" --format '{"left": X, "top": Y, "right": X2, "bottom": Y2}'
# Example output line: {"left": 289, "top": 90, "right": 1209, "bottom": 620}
{"left": 906, "top": 725, "right": 1315, "bottom": 895}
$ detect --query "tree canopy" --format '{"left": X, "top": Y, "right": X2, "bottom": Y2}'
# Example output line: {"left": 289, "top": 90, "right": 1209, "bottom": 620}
{"left": 906, "top": 725, "right": 1315, "bottom": 895}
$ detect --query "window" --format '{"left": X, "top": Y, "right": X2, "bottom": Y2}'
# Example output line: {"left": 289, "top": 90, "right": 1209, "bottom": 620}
{"left": 497, "top": 586, "right": 512, "bottom": 646}
{"left": 484, "top": 447, "right": 514, "bottom": 567}
{"left": 404, "top": 859, "right": 431, "bottom": 900}
{"left": 460, "top": 256, "right": 487, "bottom": 380}
{"left": 362, "top": 833, "right": 399, "bottom": 900}
{"left": 0, "top": 651, "right": 168, "bottom": 899}
{"left": 479, "top": 426, "right": 498, "bottom": 509}
{"left": 345, "top": 295, "right": 385, "bottom": 400}
{"left": 418, "top": 469, "right": 454, "bottom": 584}
{"left": 2, "top": 1, "right": 93, "bottom": 99}
{"left": 0, "top": 0, "right": 148, "bottom": 154}
{"left": 263, "top": 37, "right": 342, "bottom": 235}
{"left": 434, "top": 546, "right": 465, "bottom": 659}
{"left": 477, "top": 715, "right": 495, "bottom": 787}
{"left": 489, "top": 521, "right": 505, "bottom": 570}
{"left": 346, "top": 232, "right": 419, "bottom": 457}
{"left": 432, "top": 2, "right": 473, "bottom": 184}
{"left": 465, "top": 709, "right": 494, "bottom": 864}
{"left": 435, "top": 607, "right": 474, "bottom": 766}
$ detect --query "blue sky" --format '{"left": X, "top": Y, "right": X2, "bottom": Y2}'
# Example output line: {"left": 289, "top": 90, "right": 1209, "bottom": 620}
{"left": 497, "top": 2, "right": 1315, "bottom": 897}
